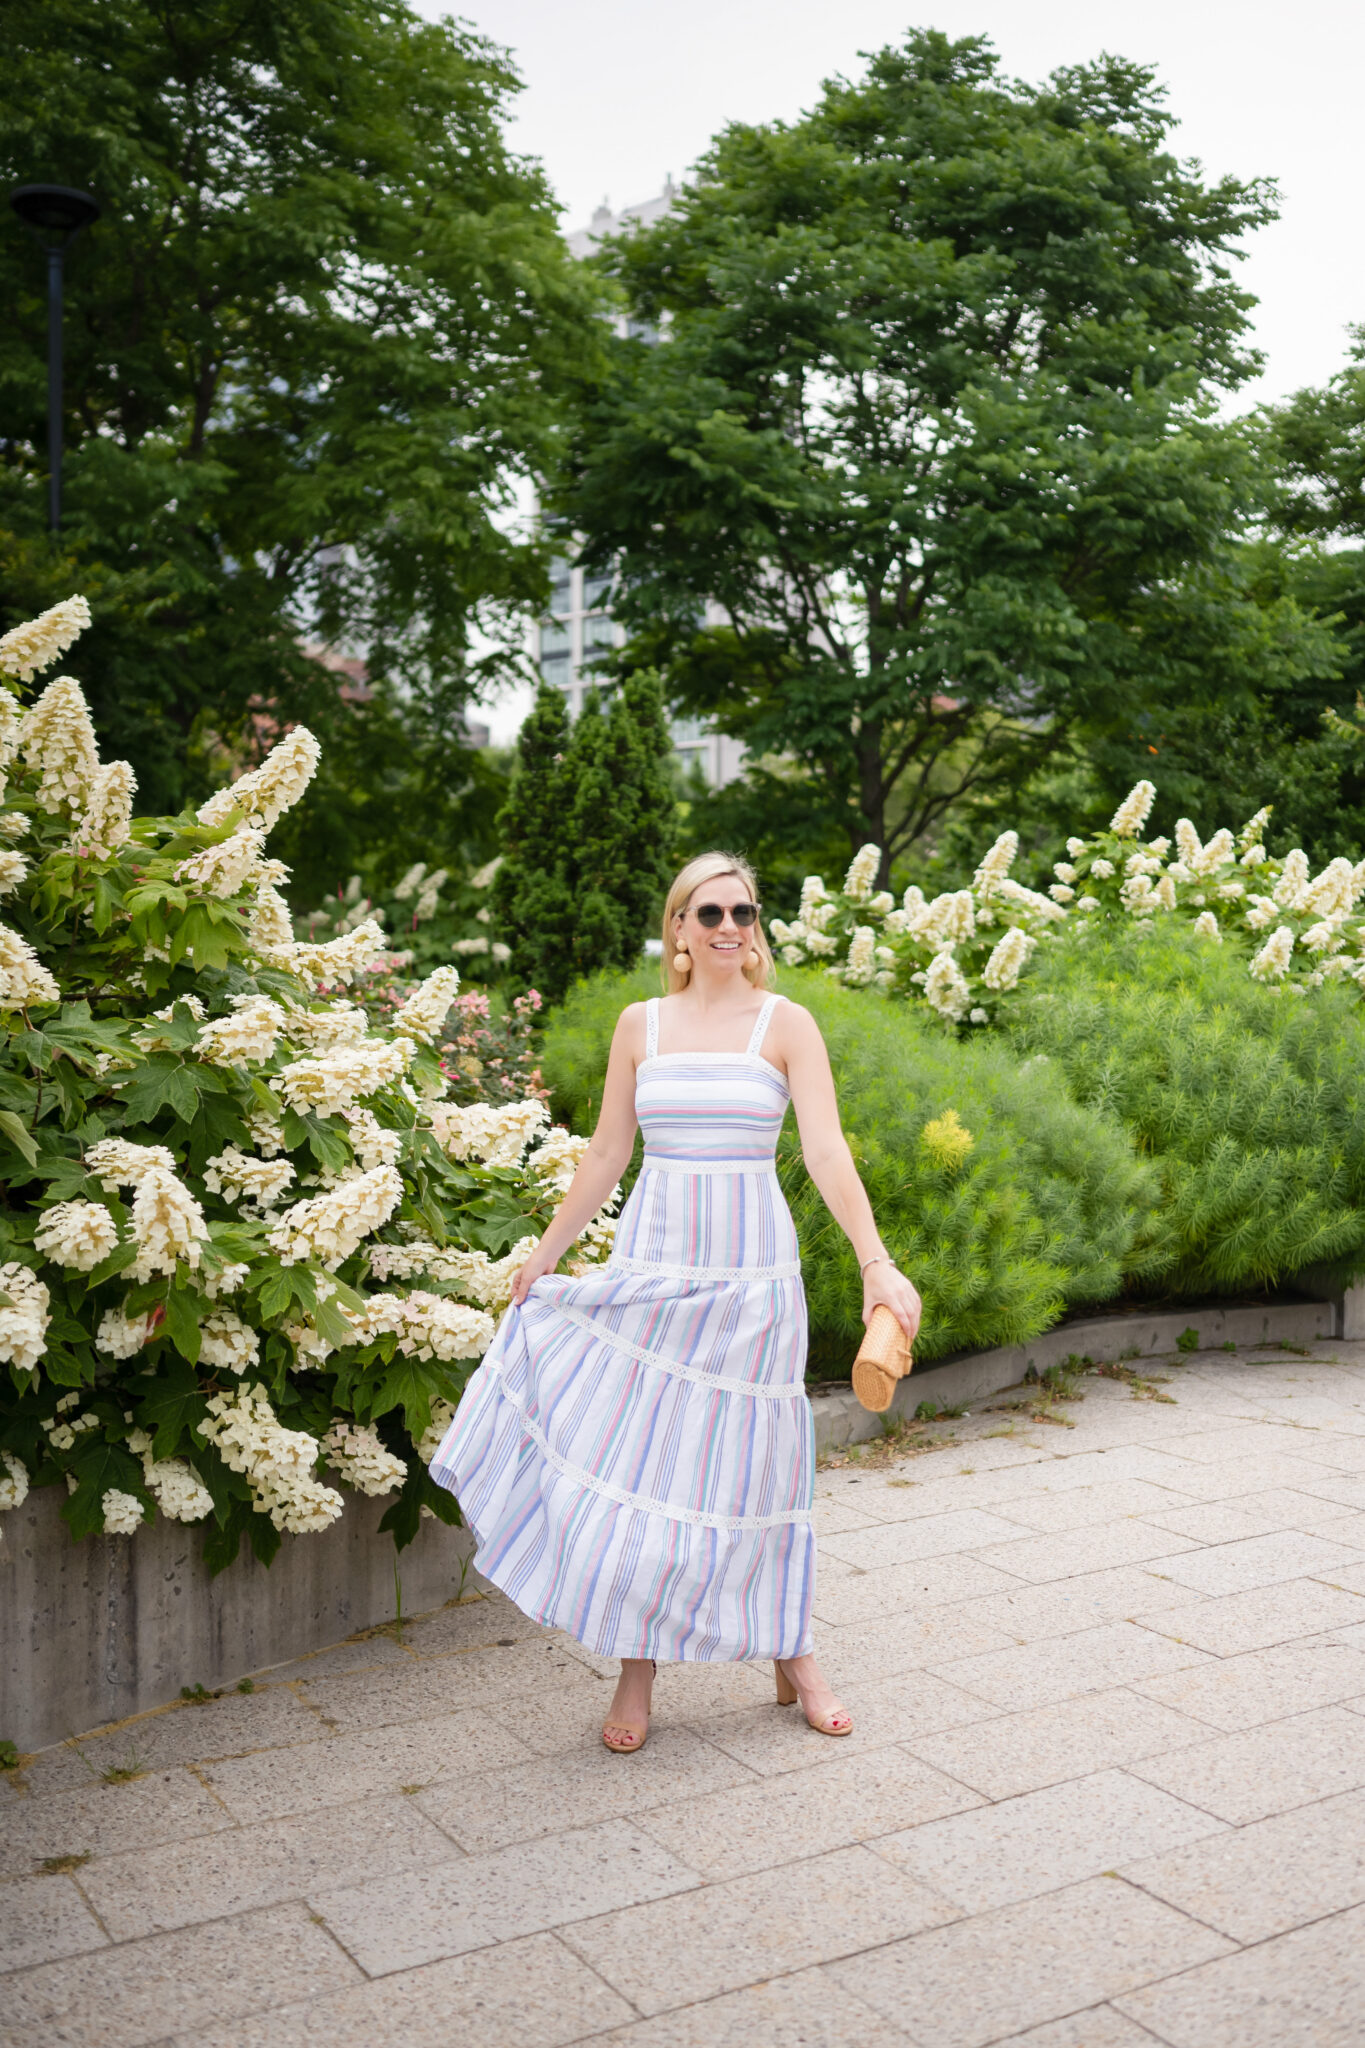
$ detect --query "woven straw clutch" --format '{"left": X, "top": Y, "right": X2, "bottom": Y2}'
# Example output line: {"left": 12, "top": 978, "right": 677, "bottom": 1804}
{"left": 852, "top": 1304, "right": 914, "bottom": 1414}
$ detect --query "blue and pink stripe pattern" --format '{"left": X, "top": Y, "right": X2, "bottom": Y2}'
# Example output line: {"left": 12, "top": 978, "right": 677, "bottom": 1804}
{"left": 430, "top": 993, "right": 815, "bottom": 1661}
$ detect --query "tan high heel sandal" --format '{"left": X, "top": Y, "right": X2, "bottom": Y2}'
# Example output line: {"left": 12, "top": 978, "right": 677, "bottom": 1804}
{"left": 775, "top": 1659, "right": 853, "bottom": 1737}
{"left": 602, "top": 1659, "right": 656, "bottom": 1754}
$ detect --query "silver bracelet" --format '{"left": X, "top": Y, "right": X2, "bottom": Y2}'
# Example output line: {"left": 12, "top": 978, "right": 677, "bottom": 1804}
{"left": 860, "top": 1252, "right": 894, "bottom": 1276}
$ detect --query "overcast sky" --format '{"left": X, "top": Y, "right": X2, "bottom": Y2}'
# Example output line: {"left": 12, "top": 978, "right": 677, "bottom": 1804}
{"left": 423, "top": 0, "right": 1361, "bottom": 411}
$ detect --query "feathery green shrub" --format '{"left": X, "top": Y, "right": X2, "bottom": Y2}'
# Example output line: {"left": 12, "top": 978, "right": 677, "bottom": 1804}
{"left": 1006, "top": 919, "right": 1365, "bottom": 1293}
{"left": 542, "top": 967, "right": 1155, "bottom": 1375}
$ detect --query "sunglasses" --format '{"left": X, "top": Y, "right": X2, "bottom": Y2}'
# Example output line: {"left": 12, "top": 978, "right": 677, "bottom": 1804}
{"left": 690, "top": 901, "right": 761, "bottom": 928}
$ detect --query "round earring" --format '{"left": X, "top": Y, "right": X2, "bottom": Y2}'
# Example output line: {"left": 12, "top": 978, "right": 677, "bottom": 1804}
{"left": 672, "top": 948, "right": 691, "bottom": 974}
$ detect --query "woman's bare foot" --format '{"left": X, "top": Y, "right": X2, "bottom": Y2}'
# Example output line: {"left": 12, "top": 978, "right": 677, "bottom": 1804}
{"left": 776, "top": 1653, "right": 852, "bottom": 1735}
{"left": 602, "top": 1657, "right": 656, "bottom": 1753}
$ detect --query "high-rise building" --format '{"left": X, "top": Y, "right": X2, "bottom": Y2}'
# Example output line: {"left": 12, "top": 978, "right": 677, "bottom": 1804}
{"left": 532, "top": 187, "right": 745, "bottom": 791}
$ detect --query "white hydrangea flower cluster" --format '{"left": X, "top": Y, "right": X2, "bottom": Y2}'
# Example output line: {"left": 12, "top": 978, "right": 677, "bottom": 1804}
{"left": 278, "top": 1037, "right": 412, "bottom": 1117}
{"left": 197, "top": 995, "right": 287, "bottom": 1066}
{"left": 96, "top": 1303, "right": 157, "bottom": 1358}
{"left": 0, "top": 1446, "right": 29, "bottom": 1511}
{"left": 197, "top": 726, "right": 321, "bottom": 833}
{"left": 203, "top": 1147, "right": 296, "bottom": 1212}
{"left": 86, "top": 1137, "right": 176, "bottom": 1190}
{"left": 345, "top": 1290, "right": 495, "bottom": 1362}
{"left": 175, "top": 824, "right": 267, "bottom": 898}
{"left": 203, "top": 1259, "right": 251, "bottom": 1301}
{"left": 281, "top": 1001, "right": 369, "bottom": 1050}
{"left": 268, "top": 1163, "right": 403, "bottom": 1267}
{"left": 321, "top": 1420, "right": 406, "bottom": 1495}
{"left": 429, "top": 1098, "right": 549, "bottom": 1167}
{"left": 417, "top": 1400, "right": 457, "bottom": 1464}
{"left": 71, "top": 760, "right": 136, "bottom": 859}
{"left": 344, "top": 1108, "right": 401, "bottom": 1171}
{"left": 0, "top": 850, "right": 26, "bottom": 895}
{"left": 101, "top": 1489, "right": 146, "bottom": 1535}
{"left": 1109, "top": 781, "right": 1157, "bottom": 837}
{"left": 981, "top": 926, "right": 1035, "bottom": 991}
{"left": 0, "top": 1263, "right": 50, "bottom": 1374}
{"left": 525, "top": 1128, "right": 589, "bottom": 1194}
{"left": 199, "top": 1381, "right": 343, "bottom": 1533}
{"left": 921, "top": 951, "right": 972, "bottom": 1023}
{"left": 125, "top": 1428, "right": 214, "bottom": 1522}
{"left": 1251, "top": 927, "right": 1296, "bottom": 981}
{"left": 391, "top": 966, "right": 461, "bottom": 1045}
{"left": 842, "top": 843, "right": 881, "bottom": 902}
{"left": 368, "top": 1234, "right": 538, "bottom": 1308}
{"left": 130, "top": 1165, "right": 209, "bottom": 1281}
{"left": 43, "top": 1395, "right": 100, "bottom": 1453}
{"left": 34, "top": 1200, "right": 119, "bottom": 1272}
{"left": 288, "top": 919, "right": 387, "bottom": 989}
{"left": 0, "top": 922, "right": 60, "bottom": 1009}
{"left": 199, "top": 1308, "right": 260, "bottom": 1374}
{"left": 19, "top": 675, "right": 99, "bottom": 815}
{"left": 0, "top": 595, "right": 92, "bottom": 682}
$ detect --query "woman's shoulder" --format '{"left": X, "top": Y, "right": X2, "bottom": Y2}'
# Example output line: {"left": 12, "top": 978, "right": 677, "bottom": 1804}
{"left": 766, "top": 993, "right": 823, "bottom": 1046}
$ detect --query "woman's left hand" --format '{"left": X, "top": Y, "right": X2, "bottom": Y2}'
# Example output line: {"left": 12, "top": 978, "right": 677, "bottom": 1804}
{"left": 864, "top": 1264, "right": 922, "bottom": 1345}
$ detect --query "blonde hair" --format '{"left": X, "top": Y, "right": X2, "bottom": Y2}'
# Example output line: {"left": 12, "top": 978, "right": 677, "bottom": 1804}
{"left": 661, "top": 850, "right": 775, "bottom": 993}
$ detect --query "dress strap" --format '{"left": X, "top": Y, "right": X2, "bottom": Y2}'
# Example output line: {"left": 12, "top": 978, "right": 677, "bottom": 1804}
{"left": 746, "top": 993, "right": 783, "bottom": 1058}
{"left": 645, "top": 997, "right": 659, "bottom": 1059}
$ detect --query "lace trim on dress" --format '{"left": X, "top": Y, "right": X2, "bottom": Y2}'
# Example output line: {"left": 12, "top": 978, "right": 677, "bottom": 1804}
{"left": 610, "top": 1252, "right": 803, "bottom": 1282}
{"left": 486, "top": 1362, "right": 811, "bottom": 1529}
{"left": 555, "top": 1301, "right": 807, "bottom": 1400}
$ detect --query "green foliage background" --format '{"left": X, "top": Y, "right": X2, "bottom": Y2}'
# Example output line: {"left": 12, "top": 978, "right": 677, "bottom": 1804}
{"left": 1005, "top": 921, "right": 1365, "bottom": 1295}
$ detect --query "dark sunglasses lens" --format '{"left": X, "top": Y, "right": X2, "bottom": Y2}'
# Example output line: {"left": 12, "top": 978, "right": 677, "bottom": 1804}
{"left": 694, "top": 903, "right": 759, "bottom": 928}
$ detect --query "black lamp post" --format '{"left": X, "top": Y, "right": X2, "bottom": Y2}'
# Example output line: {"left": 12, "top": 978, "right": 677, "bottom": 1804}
{"left": 9, "top": 184, "right": 102, "bottom": 534}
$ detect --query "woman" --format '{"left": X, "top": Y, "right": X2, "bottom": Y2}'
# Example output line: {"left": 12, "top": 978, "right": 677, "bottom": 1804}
{"left": 430, "top": 851, "right": 922, "bottom": 1752}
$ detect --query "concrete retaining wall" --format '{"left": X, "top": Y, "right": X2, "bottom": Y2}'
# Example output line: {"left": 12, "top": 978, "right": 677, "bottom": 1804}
{"left": 1, "top": 1487, "right": 477, "bottom": 1754}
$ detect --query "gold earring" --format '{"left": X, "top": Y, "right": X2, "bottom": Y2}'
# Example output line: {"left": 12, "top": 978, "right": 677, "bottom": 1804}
{"left": 672, "top": 947, "right": 691, "bottom": 973}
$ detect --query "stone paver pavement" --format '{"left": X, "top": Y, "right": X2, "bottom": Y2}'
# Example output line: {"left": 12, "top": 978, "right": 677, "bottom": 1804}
{"left": 5, "top": 1343, "right": 1365, "bottom": 2046}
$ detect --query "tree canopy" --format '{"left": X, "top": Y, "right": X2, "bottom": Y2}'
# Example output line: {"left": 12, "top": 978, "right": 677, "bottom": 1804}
{"left": 558, "top": 30, "right": 1326, "bottom": 879}
{"left": 0, "top": 0, "right": 604, "bottom": 888}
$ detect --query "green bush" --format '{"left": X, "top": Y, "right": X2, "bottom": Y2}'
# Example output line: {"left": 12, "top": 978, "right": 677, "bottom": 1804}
{"left": 542, "top": 967, "right": 1155, "bottom": 1375}
{"left": 1006, "top": 919, "right": 1365, "bottom": 1293}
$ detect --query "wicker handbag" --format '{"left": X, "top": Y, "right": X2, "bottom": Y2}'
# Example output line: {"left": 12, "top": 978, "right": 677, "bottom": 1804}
{"left": 852, "top": 1304, "right": 914, "bottom": 1414}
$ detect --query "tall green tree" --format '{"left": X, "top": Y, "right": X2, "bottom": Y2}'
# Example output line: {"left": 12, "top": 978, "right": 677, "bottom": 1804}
{"left": 494, "top": 675, "right": 676, "bottom": 1004}
{"left": 1069, "top": 334, "right": 1365, "bottom": 866}
{"left": 559, "top": 31, "right": 1324, "bottom": 880}
{"left": 0, "top": 0, "right": 604, "bottom": 849}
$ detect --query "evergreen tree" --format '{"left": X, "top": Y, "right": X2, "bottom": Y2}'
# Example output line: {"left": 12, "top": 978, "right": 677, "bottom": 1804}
{"left": 566, "top": 671, "right": 677, "bottom": 989}
{"left": 492, "top": 685, "right": 575, "bottom": 996}
{"left": 494, "top": 673, "right": 676, "bottom": 1004}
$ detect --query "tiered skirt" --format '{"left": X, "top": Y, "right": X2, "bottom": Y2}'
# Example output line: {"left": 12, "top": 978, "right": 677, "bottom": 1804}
{"left": 430, "top": 1160, "right": 815, "bottom": 1660}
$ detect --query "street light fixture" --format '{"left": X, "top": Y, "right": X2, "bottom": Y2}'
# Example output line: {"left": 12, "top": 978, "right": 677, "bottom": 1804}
{"left": 10, "top": 183, "right": 102, "bottom": 534}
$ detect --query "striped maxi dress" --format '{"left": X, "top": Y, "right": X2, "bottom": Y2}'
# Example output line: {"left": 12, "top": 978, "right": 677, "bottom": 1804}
{"left": 429, "top": 992, "right": 815, "bottom": 1661}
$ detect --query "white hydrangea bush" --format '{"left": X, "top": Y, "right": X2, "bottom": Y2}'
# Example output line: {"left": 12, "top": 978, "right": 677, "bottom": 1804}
{"left": 0, "top": 599, "right": 612, "bottom": 1564}
{"left": 773, "top": 785, "right": 1365, "bottom": 1024}
{"left": 770, "top": 834, "right": 1065, "bottom": 1025}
